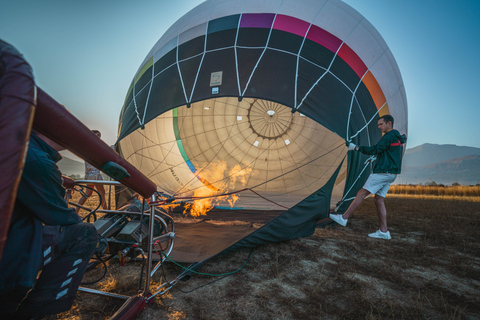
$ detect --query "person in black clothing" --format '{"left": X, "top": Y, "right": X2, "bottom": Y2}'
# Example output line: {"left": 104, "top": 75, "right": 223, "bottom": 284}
{"left": 330, "top": 115, "right": 406, "bottom": 240}
{"left": 0, "top": 132, "right": 98, "bottom": 319}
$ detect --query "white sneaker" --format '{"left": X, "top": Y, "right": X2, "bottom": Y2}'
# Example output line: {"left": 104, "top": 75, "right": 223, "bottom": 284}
{"left": 368, "top": 229, "right": 391, "bottom": 240}
{"left": 329, "top": 214, "right": 348, "bottom": 227}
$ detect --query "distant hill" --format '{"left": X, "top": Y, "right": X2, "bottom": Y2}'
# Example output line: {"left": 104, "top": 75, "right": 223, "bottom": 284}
{"left": 58, "top": 156, "right": 84, "bottom": 177}
{"left": 403, "top": 143, "right": 480, "bottom": 167}
{"left": 399, "top": 144, "right": 480, "bottom": 185}
{"left": 399, "top": 155, "right": 480, "bottom": 185}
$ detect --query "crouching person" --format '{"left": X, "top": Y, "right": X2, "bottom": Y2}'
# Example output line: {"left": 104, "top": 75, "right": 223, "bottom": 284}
{"left": 0, "top": 132, "right": 98, "bottom": 319}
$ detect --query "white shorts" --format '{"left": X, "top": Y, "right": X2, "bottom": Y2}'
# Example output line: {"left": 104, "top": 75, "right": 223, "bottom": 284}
{"left": 363, "top": 173, "right": 397, "bottom": 198}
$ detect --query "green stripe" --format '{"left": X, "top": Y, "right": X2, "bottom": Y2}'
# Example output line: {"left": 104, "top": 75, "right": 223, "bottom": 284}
{"left": 124, "top": 56, "right": 154, "bottom": 105}
{"left": 135, "top": 57, "right": 154, "bottom": 84}
{"left": 172, "top": 108, "right": 190, "bottom": 162}
{"left": 177, "top": 140, "right": 190, "bottom": 163}
{"left": 172, "top": 107, "right": 218, "bottom": 190}
{"left": 172, "top": 108, "right": 180, "bottom": 140}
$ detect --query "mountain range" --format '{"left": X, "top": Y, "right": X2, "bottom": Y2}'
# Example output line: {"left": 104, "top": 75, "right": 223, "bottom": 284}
{"left": 57, "top": 143, "right": 480, "bottom": 185}
{"left": 399, "top": 144, "right": 480, "bottom": 185}
{"left": 57, "top": 156, "right": 85, "bottom": 177}
{"left": 403, "top": 143, "right": 480, "bottom": 167}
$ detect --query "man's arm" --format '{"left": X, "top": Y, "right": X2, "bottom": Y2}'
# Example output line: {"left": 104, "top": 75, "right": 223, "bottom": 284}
{"left": 16, "top": 156, "right": 82, "bottom": 226}
{"left": 357, "top": 133, "right": 395, "bottom": 155}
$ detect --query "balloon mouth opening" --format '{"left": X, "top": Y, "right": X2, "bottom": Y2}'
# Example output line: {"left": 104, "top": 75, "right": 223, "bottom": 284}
{"left": 119, "top": 96, "right": 348, "bottom": 211}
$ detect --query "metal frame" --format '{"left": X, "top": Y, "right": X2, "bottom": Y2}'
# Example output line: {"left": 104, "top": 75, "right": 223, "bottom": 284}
{"left": 69, "top": 181, "right": 176, "bottom": 301}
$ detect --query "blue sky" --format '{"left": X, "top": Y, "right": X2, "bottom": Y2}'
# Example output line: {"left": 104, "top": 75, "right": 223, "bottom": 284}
{"left": 1, "top": 0, "right": 479, "bottom": 149}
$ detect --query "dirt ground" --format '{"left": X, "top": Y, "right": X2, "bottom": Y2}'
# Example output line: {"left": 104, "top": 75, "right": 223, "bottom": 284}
{"left": 48, "top": 196, "right": 479, "bottom": 319}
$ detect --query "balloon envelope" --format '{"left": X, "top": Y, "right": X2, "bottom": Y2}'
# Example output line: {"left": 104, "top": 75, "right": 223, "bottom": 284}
{"left": 117, "top": 0, "right": 407, "bottom": 214}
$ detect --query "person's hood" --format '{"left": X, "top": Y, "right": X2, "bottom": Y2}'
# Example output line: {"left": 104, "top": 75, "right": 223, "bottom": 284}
{"left": 390, "top": 129, "right": 407, "bottom": 144}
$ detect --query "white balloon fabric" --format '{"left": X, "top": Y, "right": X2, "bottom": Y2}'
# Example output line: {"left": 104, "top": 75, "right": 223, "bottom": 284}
{"left": 117, "top": 0, "right": 407, "bottom": 212}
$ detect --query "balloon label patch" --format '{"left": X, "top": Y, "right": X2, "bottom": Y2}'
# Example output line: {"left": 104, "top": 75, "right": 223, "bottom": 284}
{"left": 210, "top": 71, "right": 223, "bottom": 86}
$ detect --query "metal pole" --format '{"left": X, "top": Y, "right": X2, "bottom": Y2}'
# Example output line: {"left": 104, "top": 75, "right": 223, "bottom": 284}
{"left": 108, "top": 182, "right": 112, "bottom": 210}
{"left": 78, "top": 287, "right": 130, "bottom": 300}
{"left": 143, "top": 193, "right": 156, "bottom": 294}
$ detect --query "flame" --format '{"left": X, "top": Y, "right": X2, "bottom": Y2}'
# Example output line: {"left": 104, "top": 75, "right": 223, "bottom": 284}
{"left": 183, "top": 161, "right": 253, "bottom": 217}
{"left": 229, "top": 164, "right": 252, "bottom": 186}
{"left": 184, "top": 187, "right": 216, "bottom": 217}
{"left": 162, "top": 203, "right": 182, "bottom": 214}
{"left": 227, "top": 193, "right": 239, "bottom": 208}
{"left": 203, "top": 161, "right": 228, "bottom": 186}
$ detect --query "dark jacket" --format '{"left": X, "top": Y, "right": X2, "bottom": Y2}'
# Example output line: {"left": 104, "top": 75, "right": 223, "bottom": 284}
{"left": 0, "top": 134, "right": 81, "bottom": 291}
{"left": 358, "top": 129, "right": 405, "bottom": 174}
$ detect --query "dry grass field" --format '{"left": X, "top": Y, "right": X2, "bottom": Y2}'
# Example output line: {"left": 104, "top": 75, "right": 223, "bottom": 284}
{"left": 390, "top": 185, "right": 480, "bottom": 198}
{"left": 46, "top": 188, "right": 480, "bottom": 320}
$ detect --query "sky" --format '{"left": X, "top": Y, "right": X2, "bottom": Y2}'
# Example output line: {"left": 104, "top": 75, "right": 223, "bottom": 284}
{"left": 1, "top": 0, "right": 480, "bottom": 150}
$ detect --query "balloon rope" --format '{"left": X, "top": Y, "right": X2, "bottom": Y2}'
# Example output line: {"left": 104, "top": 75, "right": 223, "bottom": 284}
{"left": 249, "top": 141, "right": 345, "bottom": 190}
{"left": 248, "top": 190, "right": 289, "bottom": 209}
{"left": 171, "top": 142, "right": 344, "bottom": 209}
{"left": 141, "top": 59, "right": 155, "bottom": 126}
{"left": 233, "top": 0, "right": 247, "bottom": 97}
{"left": 345, "top": 47, "right": 388, "bottom": 142}
{"left": 172, "top": 110, "right": 241, "bottom": 196}
{"left": 241, "top": 0, "right": 285, "bottom": 97}
{"left": 175, "top": 35, "right": 189, "bottom": 104}
{"left": 334, "top": 155, "right": 376, "bottom": 212}
{"left": 188, "top": 0, "right": 216, "bottom": 102}
{"left": 159, "top": 141, "right": 345, "bottom": 209}
{"left": 294, "top": 2, "right": 328, "bottom": 109}
{"left": 348, "top": 84, "right": 404, "bottom": 141}
{"left": 296, "top": 18, "right": 364, "bottom": 112}
{"left": 170, "top": 188, "right": 249, "bottom": 202}
{"left": 132, "top": 80, "right": 143, "bottom": 127}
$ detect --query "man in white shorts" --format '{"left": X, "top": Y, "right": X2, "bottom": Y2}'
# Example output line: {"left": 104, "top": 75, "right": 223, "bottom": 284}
{"left": 329, "top": 115, "right": 406, "bottom": 240}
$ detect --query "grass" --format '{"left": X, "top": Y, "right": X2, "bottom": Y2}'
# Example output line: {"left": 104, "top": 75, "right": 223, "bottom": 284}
{"left": 45, "top": 191, "right": 480, "bottom": 319}
{"left": 390, "top": 185, "right": 480, "bottom": 197}
{"left": 388, "top": 193, "right": 480, "bottom": 202}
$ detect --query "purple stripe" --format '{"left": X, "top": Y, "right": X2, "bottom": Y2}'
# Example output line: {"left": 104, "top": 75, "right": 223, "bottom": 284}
{"left": 273, "top": 14, "right": 310, "bottom": 37}
{"left": 209, "top": 13, "right": 368, "bottom": 86}
{"left": 240, "top": 13, "right": 275, "bottom": 28}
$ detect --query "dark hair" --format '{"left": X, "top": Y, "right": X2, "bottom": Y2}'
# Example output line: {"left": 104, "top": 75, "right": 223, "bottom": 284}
{"left": 378, "top": 115, "right": 394, "bottom": 126}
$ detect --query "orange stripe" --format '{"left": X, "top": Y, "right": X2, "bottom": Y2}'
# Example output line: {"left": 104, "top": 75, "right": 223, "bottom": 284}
{"left": 362, "top": 71, "right": 390, "bottom": 116}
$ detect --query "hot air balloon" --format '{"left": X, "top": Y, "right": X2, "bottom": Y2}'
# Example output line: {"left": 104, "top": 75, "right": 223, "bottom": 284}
{"left": 117, "top": 0, "right": 407, "bottom": 262}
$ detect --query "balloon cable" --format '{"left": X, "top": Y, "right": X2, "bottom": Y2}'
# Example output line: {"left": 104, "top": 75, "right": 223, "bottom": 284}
{"left": 77, "top": 185, "right": 102, "bottom": 222}
{"left": 166, "top": 141, "right": 345, "bottom": 208}
{"left": 334, "top": 155, "right": 376, "bottom": 212}
{"left": 159, "top": 247, "right": 254, "bottom": 277}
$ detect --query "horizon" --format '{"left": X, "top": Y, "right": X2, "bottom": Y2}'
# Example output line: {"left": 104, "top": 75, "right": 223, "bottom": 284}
{"left": 61, "top": 142, "right": 480, "bottom": 161}
{"left": 62, "top": 142, "right": 480, "bottom": 186}
{"left": 406, "top": 143, "right": 480, "bottom": 149}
